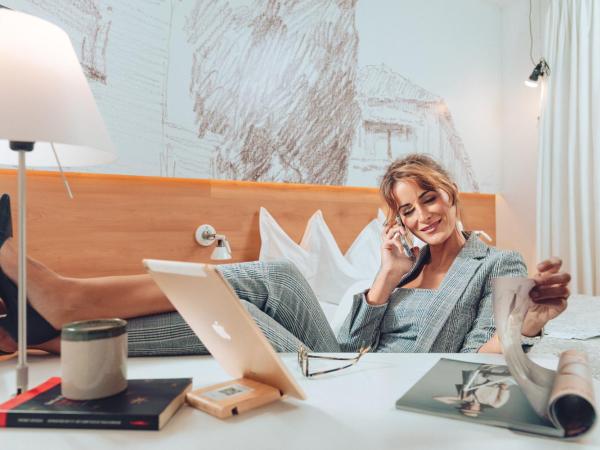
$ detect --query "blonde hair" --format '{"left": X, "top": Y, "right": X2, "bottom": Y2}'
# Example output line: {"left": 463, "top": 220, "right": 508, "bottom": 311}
{"left": 380, "top": 154, "right": 459, "bottom": 225}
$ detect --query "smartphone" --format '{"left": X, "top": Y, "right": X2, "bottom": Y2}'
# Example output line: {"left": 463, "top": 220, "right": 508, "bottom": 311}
{"left": 394, "top": 216, "right": 416, "bottom": 261}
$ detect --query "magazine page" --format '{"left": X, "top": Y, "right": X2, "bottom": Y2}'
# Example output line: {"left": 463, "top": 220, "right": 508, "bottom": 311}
{"left": 493, "top": 277, "right": 597, "bottom": 438}
{"left": 547, "top": 349, "right": 596, "bottom": 436}
{"left": 395, "top": 358, "right": 563, "bottom": 437}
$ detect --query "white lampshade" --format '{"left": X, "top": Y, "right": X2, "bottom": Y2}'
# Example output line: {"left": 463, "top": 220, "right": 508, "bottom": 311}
{"left": 0, "top": 9, "right": 116, "bottom": 166}
{"left": 211, "top": 239, "right": 232, "bottom": 260}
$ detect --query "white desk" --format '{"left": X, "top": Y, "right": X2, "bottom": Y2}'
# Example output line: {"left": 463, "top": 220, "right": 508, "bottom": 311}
{"left": 1, "top": 353, "right": 598, "bottom": 450}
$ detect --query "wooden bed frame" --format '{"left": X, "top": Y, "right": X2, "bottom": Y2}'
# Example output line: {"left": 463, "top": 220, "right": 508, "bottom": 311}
{"left": 0, "top": 170, "right": 495, "bottom": 278}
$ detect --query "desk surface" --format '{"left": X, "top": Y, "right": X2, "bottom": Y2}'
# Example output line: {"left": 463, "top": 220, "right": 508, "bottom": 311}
{"left": 1, "top": 353, "right": 598, "bottom": 450}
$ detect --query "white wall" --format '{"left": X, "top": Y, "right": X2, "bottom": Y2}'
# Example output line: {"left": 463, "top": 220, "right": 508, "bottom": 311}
{"left": 496, "top": 0, "right": 546, "bottom": 272}
{"left": 356, "top": 0, "right": 504, "bottom": 193}
{"left": 357, "top": 0, "right": 545, "bottom": 266}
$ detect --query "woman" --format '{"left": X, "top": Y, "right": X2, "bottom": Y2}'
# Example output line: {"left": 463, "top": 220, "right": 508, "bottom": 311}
{"left": 0, "top": 154, "right": 569, "bottom": 355}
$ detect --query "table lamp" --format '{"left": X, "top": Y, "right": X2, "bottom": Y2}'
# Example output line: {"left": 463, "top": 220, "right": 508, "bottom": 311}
{"left": 0, "top": 9, "right": 116, "bottom": 394}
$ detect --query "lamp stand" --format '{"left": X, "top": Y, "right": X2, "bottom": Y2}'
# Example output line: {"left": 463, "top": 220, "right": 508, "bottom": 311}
{"left": 9, "top": 140, "right": 33, "bottom": 395}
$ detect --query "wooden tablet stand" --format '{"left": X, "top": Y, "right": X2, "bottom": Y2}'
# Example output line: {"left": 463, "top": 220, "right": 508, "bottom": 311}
{"left": 185, "top": 378, "right": 284, "bottom": 419}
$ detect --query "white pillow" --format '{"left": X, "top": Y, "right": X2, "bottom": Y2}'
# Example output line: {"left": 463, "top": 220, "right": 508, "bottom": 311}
{"left": 344, "top": 209, "right": 386, "bottom": 284}
{"left": 259, "top": 207, "right": 381, "bottom": 306}
{"left": 299, "top": 210, "right": 363, "bottom": 305}
{"left": 258, "top": 207, "right": 317, "bottom": 284}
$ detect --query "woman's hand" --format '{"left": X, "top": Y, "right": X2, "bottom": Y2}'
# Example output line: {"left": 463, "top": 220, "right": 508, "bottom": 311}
{"left": 522, "top": 257, "right": 570, "bottom": 337}
{"left": 380, "top": 224, "right": 417, "bottom": 280}
{"left": 366, "top": 224, "right": 418, "bottom": 306}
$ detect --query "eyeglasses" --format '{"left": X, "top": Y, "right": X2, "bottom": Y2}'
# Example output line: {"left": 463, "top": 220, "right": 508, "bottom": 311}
{"left": 297, "top": 345, "right": 371, "bottom": 378}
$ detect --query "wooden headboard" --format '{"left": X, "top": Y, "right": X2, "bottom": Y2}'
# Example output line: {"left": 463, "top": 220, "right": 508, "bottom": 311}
{"left": 0, "top": 170, "right": 495, "bottom": 278}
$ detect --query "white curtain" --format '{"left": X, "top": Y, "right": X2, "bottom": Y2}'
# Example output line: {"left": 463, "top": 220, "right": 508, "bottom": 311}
{"left": 537, "top": 0, "right": 600, "bottom": 295}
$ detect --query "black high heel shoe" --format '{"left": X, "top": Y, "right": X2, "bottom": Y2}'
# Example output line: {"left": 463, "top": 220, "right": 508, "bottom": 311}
{"left": 0, "top": 194, "right": 12, "bottom": 249}
{"left": 0, "top": 194, "right": 60, "bottom": 345}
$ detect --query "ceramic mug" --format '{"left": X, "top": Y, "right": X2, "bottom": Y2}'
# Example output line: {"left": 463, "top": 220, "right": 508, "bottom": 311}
{"left": 61, "top": 318, "right": 128, "bottom": 400}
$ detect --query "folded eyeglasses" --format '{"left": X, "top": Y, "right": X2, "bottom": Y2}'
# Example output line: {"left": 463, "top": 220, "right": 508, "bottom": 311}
{"left": 297, "top": 345, "right": 371, "bottom": 378}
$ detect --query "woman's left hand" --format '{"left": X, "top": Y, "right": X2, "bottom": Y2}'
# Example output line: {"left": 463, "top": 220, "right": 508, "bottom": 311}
{"left": 521, "top": 257, "right": 571, "bottom": 337}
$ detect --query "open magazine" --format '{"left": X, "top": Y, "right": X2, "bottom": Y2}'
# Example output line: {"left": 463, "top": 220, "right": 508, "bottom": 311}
{"left": 396, "top": 277, "right": 597, "bottom": 439}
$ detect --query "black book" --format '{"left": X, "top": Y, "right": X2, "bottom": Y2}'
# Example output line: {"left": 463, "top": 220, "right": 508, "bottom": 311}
{"left": 0, "top": 377, "right": 192, "bottom": 430}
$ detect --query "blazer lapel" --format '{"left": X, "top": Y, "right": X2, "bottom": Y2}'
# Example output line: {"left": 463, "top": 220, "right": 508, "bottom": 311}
{"left": 414, "top": 234, "right": 489, "bottom": 352}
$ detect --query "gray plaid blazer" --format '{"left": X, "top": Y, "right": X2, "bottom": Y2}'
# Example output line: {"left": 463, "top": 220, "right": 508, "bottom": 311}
{"left": 337, "top": 233, "right": 527, "bottom": 353}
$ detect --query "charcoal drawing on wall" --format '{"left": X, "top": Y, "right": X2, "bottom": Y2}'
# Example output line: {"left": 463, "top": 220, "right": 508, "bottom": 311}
{"left": 184, "top": 0, "right": 361, "bottom": 185}
{"left": 5, "top": 0, "right": 481, "bottom": 191}
{"left": 177, "top": 0, "right": 479, "bottom": 190}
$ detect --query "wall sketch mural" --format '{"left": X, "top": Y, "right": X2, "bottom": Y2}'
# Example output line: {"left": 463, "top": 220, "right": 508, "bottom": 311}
{"left": 3, "top": 0, "right": 483, "bottom": 191}
{"left": 350, "top": 64, "right": 479, "bottom": 190}
{"left": 10, "top": 0, "right": 112, "bottom": 83}
{"left": 184, "top": 0, "right": 360, "bottom": 185}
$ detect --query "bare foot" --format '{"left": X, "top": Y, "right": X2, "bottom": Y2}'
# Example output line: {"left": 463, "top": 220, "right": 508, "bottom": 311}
{"left": 36, "top": 336, "right": 61, "bottom": 354}
{"left": 0, "top": 326, "right": 60, "bottom": 354}
{"left": 0, "top": 237, "right": 77, "bottom": 330}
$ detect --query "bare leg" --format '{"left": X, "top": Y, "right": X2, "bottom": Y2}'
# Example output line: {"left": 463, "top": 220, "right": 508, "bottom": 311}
{"left": 72, "top": 274, "right": 176, "bottom": 322}
{"left": 0, "top": 238, "right": 175, "bottom": 331}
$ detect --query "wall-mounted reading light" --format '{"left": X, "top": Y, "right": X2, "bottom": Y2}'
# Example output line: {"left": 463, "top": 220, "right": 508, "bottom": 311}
{"left": 195, "top": 224, "right": 232, "bottom": 260}
{"left": 524, "top": 0, "right": 550, "bottom": 88}
{"left": 525, "top": 58, "right": 550, "bottom": 88}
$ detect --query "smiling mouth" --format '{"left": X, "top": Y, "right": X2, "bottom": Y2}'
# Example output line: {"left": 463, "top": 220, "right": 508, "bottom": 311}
{"left": 420, "top": 219, "right": 442, "bottom": 233}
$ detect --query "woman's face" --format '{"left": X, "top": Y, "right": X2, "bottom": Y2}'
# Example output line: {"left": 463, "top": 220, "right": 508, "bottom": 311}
{"left": 393, "top": 179, "right": 458, "bottom": 246}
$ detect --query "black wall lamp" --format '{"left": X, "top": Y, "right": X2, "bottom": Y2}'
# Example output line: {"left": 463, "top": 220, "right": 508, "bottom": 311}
{"left": 525, "top": 58, "right": 550, "bottom": 88}
{"left": 525, "top": 0, "right": 550, "bottom": 88}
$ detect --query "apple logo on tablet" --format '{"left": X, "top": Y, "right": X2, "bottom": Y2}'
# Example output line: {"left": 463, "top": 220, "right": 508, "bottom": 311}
{"left": 212, "top": 321, "right": 232, "bottom": 340}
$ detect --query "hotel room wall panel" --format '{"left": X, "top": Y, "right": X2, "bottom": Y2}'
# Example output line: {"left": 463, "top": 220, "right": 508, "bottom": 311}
{"left": 0, "top": 170, "right": 495, "bottom": 278}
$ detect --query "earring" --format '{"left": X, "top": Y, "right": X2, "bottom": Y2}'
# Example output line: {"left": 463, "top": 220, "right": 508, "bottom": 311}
{"left": 456, "top": 219, "right": 465, "bottom": 233}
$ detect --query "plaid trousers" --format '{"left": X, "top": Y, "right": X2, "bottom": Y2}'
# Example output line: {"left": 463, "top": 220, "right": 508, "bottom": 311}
{"left": 127, "top": 260, "right": 340, "bottom": 356}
